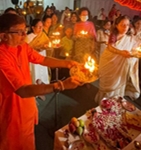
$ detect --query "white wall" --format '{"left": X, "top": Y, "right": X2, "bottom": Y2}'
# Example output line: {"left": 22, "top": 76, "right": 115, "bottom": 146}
{"left": 0, "top": 0, "right": 73, "bottom": 12}
{"left": 43, "top": 0, "right": 73, "bottom": 11}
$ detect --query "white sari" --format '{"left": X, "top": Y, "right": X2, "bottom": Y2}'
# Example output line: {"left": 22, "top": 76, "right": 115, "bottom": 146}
{"left": 95, "top": 35, "right": 140, "bottom": 103}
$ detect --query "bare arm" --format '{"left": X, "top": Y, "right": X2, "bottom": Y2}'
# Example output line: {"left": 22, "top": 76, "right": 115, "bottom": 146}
{"left": 15, "top": 77, "right": 81, "bottom": 98}
{"left": 108, "top": 44, "right": 131, "bottom": 58}
{"left": 40, "top": 56, "right": 79, "bottom": 68}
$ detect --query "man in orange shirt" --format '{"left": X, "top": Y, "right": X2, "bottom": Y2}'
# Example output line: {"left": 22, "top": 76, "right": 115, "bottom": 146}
{"left": 0, "top": 13, "right": 81, "bottom": 150}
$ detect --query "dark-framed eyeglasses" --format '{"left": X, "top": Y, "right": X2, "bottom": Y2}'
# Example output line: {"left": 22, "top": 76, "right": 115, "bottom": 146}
{"left": 8, "top": 30, "right": 28, "bottom": 36}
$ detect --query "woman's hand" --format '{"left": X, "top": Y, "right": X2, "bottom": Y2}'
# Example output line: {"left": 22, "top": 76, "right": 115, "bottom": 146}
{"left": 62, "top": 76, "right": 82, "bottom": 90}
{"left": 121, "top": 50, "right": 131, "bottom": 58}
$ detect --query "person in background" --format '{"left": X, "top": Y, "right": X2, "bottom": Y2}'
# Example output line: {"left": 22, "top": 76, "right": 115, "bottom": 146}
{"left": 42, "top": 16, "right": 52, "bottom": 36}
{"left": 65, "top": 11, "right": 79, "bottom": 29}
{"left": 50, "top": 3, "right": 56, "bottom": 13}
{"left": 96, "top": 20, "right": 111, "bottom": 60}
{"left": 131, "top": 17, "right": 141, "bottom": 89}
{"left": 60, "top": 7, "right": 71, "bottom": 26}
{"left": 108, "top": 4, "right": 117, "bottom": 22}
{"left": 0, "top": 13, "right": 81, "bottom": 150}
{"left": 4, "top": 7, "right": 17, "bottom": 14}
{"left": 42, "top": 7, "right": 52, "bottom": 20}
{"left": 97, "top": 8, "right": 106, "bottom": 27}
{"left": 72, "top": 7, "right": 97, "bottom": 63}
{"left": 48, "top": 13, "right": 60, "bottom": 37}
{"left": 95, "top": 15, "right": 140, "bottom": 103}
{"left": 113, "top": 9, "right": 121, "bottom": 24}
{"left": 27, "top": 19, "right": 50, "bottom": 85}
{"left": 60, "top": 27, "right": 74, "bottom": 59}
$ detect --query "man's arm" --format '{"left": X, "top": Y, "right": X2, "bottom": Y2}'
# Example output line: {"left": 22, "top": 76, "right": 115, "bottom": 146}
{"left": 40, "top": 56, "right": 78, "bottom": 68}
{"left": 15, "top": 77, "right": 81, "bottom": 98}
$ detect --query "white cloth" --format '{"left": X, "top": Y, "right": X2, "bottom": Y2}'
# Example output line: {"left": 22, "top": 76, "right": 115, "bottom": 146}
{"left": 95, "top": 35, "right": 140, "bottom": 103}
{"left": 27, "top": 33, "right": 49, "bottom": 84}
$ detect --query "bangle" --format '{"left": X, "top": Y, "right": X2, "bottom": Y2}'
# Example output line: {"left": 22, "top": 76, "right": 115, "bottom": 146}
{"left": 53, "top": 80, "right": 65, "bottom": 93}
{"left": 58, "top": 80, "right": 65, "bottom": 91}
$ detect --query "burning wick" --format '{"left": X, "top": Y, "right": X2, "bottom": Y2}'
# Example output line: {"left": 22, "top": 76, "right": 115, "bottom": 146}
{"left": 136, "top": 46, "right": 141, "bottom": 52}
{"left": 48, "top": 42, "right": 52, "bottom": 48}
{"left": 84, "top": 56, "right": 95, "bottom": 72}
{"left": 65, "top": 52, "right": 69, "bottom": 57}
{"left": 59, "top": 24, "right": 63, "bottom": 28}
{"left": 52, "top": 39, "right": 60, "bottom": 47}
{"left": 52, "top": 32, "right": 60, "bottom": 36}
{"left": 80, "top": 30, "right": 88, "bottom": 35}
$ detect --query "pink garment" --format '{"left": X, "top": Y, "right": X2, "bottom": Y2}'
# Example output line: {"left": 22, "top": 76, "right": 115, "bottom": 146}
{"left": 0, "top": 42, "right": 44, "bottom": 150}
{"left": 73, "top": 21, "right": 96, "bottom": 39}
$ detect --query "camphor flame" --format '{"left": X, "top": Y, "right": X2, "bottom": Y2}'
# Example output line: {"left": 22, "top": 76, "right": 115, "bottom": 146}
{"left": 80, "top": 30, "right": 88, "bottom": 35}
{"left": 136, "top": 46, "right": 141, "bottom": 52}
{"left": 84, "top": 56, "right": 95, "bottom": 72}
{"left": 52, "top": 39, "right": 60, "bottom": 45}
{"left": 48, "top": 42, "right": 52, "bottom": 48}
{"left": 52, "top": 32, "right": 60, "bottom": 36}
{"left": 65, "top": 52, "right": 69, "bottom": 57}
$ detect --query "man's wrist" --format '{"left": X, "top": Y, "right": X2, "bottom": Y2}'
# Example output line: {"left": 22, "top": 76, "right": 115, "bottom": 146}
{"left": 53, "top": 80, "right": 65, "bottom": 92}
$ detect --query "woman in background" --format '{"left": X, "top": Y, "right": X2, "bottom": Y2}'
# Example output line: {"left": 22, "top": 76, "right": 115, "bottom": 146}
{"left": 96, "top": 20, "right": 111, "bottom": 60}
{"left": 95, "top": 15, "right": 140, "bottom": 103}
{"left": 27, "top": 19, "right": 50, "bottom": 84}
{"left": 72, "top": 7, "right": 97, "bottom": 63}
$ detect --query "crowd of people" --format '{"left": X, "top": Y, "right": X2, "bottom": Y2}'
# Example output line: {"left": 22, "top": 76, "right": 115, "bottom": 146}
{"left": 0, "top": 1, "right": 141, "bottom": 150}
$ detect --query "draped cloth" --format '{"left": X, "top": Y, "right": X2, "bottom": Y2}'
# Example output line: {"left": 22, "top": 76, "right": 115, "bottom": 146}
{"left": 27, "top": 32, "right": 50, "bottom": 84}
{"left": 95, "top": 35, "right": 140, "bottom": 103}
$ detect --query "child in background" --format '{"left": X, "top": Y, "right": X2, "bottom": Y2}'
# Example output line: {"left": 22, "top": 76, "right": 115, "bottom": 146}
{"left": 60, "top": 27, "right": 74, "bottom": 59}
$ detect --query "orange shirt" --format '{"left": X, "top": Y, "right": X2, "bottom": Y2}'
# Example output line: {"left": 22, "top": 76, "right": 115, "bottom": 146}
{"left": 0, "top": 42, "right": 44, "bottom": 150}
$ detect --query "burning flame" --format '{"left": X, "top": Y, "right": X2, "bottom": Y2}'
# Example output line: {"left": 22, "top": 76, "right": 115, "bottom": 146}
{"left": 136, "top": 46, "right": 141, "bottom": 52}
{"left": 80, "top": 30, "right": 88, "bottom": 35}
{"left": 52, "top": 32, "right": 60, "bottom": 36}
{"left": 48, "top": 42, "right": 52, "bottom": 48}
{"left": 59, "top": 24, "right": 63, "bottom": 28}
{"left": 52, "top": 39, "right": 60, "bottom": 45}
{"left": 65, "top": 52, "right": 69, "bottom": 57}
{"left": 84, "top": 56, "right": 95, "bottom": 72}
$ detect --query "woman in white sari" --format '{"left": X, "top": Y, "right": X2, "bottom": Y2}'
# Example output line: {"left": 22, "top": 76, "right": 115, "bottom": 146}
{"left": 95, "top": 15, "right": 140, "bottom": 103}
{"left": 27, "top": 19, "right": 50, "bottom": 84}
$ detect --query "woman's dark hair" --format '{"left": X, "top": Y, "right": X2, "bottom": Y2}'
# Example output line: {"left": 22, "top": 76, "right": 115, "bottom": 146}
{"left": 31, "top": 19, "right": 41, "bottom": 27}
{"left": 109, "top": 15, "right": 130, "bottom": 44}
{"left": 0, "top": 13, "right": 25, "bottom": 33}
{"left": 4, "top": 7, "right": 17, "bottom": 14}
{"left": 102, "top": 20, "right": 111, "bottom": 28}
{"left": 29, "top": 19, "right": 41, "bottom": 33}
{"left": 42, "top": 15, "right": 51, "bottom": 22}
{"left": 78, "top": 7, "right": 91, "bottom": 19}
{"left": 132, "top": 17, "right": 141, "bottom": 27}
{"left": 71, "top": 11, "right": 79, "bottom": 21}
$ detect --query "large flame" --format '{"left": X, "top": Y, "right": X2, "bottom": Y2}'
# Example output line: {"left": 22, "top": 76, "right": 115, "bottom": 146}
{"left": 84, "top": 56, "right": 95, "bottom": 72}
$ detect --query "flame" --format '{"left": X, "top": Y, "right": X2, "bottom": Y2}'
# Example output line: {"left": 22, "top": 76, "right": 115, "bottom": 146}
{"left": 52, "top": 32, "right": 60, "bottom": 36}
{"left": 48, "top": 42, "right": 52, "bottom": 48}
{"left": 65, "top": 52, "right": 69, "bottom": 57}
{"left": 59, "top": 24, "right": 63, "bottom": 28}
{"left": 52, "top": 39, "right": 60, "bottom": 45}
{"left": 68, "top": 13, "right": 71, "bottom": 17}
{"left": 84, "top": 56, "right": 95, "bottom": 72}
{"left": 136, "top": 46, "right": 141, "bottom": 52}
{"left": 80, "top": 30, "right": 88, "bottom": 35}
